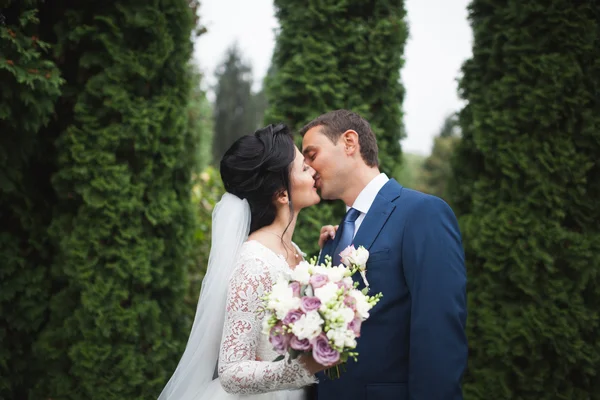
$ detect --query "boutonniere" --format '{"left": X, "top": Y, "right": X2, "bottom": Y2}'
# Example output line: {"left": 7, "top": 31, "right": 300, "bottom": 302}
{"left": 339, "top": 245, "right": 370, "bottom": 291}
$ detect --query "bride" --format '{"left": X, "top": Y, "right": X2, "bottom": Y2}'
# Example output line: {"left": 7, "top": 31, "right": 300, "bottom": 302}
{"left": 158, "top": 124, "right": 337, "bottom": 400}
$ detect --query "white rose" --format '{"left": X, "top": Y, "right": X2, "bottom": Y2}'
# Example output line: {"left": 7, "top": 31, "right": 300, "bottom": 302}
{"left": 291, "top": 260, "right": 311, "bottom": 285}
{"left": 325, "top": 265, "right": 347, "bottom": 283}
{"left": 339, "top": 306, "right": 355, "bottom": 325}
{"left": 326, "top": 328, "right": 345, "bottom": 348}
{"left": 349, "top": 246, "right": 369, "bottom": 269}
{"left": 342, "top": 277, "right": 354, "bottom": 289}
{"left": 279, "top": 297, "right": 303, "bottom": 319}
{"left": 267, "top": 281, "right": 290, "bottom": 309}
{"left": 291, "top": 310, "right": 324, "bottom": 340}
{"left": 325, "top": 306, "right": 355, "bottom": 330}
{"left": 268, "top": 277, "right": 301, "bottom": 319}
{"left": 346, "top": 337, "right": 357, "bottom": 348}
{"left": 311, "top": 264, "right": 326, "bottom": 275}
{"left": 350, "top": 290, "right": 372, "bottom": 319}
{"left": 326, "top": 327, "right": 357, "bottom": 349}
{"left": 314, "top": 282, "right": 340, "bottom": 306}
{"left": 261, "top": 312, "right": 273, "bottom": 335}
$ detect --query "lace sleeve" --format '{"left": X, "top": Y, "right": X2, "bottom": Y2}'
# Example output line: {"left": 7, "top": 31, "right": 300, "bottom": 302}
{"left": 218, "top": 253, "right": 317, "bottom": 395}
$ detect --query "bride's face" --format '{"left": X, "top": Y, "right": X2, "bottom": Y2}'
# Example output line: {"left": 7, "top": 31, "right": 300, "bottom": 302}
{"left": 289, "top": 146, "right": 320, "bottom": 211}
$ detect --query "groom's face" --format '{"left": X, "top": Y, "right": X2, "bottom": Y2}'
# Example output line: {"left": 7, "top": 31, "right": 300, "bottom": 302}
{"left": 302, "top": 126, "right": 347, "bottom": 201}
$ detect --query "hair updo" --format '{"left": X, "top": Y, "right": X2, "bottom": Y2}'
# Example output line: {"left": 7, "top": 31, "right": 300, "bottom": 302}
{"left": 220, "top": 123, "right": 296, "bottom": 234}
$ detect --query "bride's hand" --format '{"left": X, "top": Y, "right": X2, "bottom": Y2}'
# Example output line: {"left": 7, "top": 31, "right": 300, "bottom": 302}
{"left": 318, "top": 225, "right": 338, "bottom": 248}
{"left": 298, "top": 353, "right": 341, "bottom": 374}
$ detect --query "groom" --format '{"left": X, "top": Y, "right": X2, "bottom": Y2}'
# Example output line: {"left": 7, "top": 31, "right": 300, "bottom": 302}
{"left": 301, "top": 110, "right": 468, "bottom": 400}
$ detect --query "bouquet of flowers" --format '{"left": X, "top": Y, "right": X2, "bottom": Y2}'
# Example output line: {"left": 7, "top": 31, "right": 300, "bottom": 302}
{"left": 260, "top": 245, "right": 383, "bottom": 379}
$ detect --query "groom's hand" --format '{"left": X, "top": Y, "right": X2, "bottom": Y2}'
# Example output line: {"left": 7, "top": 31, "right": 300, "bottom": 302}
{"left": 318, "top": 225, "right": 338, "bottom": 248}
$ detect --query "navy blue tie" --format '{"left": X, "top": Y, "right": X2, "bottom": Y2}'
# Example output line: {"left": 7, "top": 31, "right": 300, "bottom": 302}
{"left": 333, "top": 207, "right": 361, "bottom": 266}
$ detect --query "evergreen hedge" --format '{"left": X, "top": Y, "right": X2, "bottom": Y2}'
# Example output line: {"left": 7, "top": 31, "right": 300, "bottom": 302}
{"left": 211, "top": 44, "right": 257, "bottom": 163}
{"left": 0, "top": 3, "right": 64, "bottom": 397}
{"left": 187, "top": 167, "right": 225, "bottom": 320}
{"left": 188, "top": 63, "right": 214, "bottom": 171}
{"left": 1, "top": 1, "right": 198, "bottom": 398}
{"left": 450, "top": 2, "right": 600, "bottom": 398}
{"left": 264, "top": 0, "right": 408, "bottom": 256}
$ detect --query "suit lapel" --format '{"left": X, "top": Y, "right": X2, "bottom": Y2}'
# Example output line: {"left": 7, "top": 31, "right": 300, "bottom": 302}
{"left": 352, "top": 179, "right": 402, "bottom": 250}
{"left": 319, "top": 179, "right": 403, "bottom": 262}
{"left": 352, "top": 197, "right": 394, "bottom": 250}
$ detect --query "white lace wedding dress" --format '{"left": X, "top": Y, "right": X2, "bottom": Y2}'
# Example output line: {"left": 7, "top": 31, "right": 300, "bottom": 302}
{"left": 202, "top": 240, "right": 317, "bottom": 400}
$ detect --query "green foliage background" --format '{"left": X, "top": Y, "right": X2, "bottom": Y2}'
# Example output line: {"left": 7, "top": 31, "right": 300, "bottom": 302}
{"left": 264, "top": 0, "right": 408, "bottom": 256}
{"left": 188, "top": 63, "right": 214, "bottom": 171}
{"left": 211, "top": 44, "right": 258, "bottom": 163}
{"left": 0, "top": 4, "right": 64, "bottom": 397}
{"left": 415, "top": 114, "right": 460, "bottom": 204}
{"left": 0, "top": 1, "right": 200, "bottom": 398}
{"left": 187, "top": 167, "right": 225, "bottom": 318}
{"left": 449, "top": 1, "right": 600, "bottom": 399}
{"left": 3, "top": 1, "right": 600, "bottom": 399}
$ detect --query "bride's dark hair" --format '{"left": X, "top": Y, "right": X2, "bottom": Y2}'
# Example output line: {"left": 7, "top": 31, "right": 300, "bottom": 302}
{"left": 220, "top": 123, "right": 296, "bottom": 234}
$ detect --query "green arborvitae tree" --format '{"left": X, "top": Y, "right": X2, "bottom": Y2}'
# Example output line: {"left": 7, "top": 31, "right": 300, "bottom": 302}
{"left": 0, "top": 3, "right": 64, "bottom": 397}
{"left": 188, "top": 62, "right": 214, "bottom": 170}
{"left": 264, "top": 0, "right": 408, "bottom": 256}
{"left": 450, "top": 2, "right": 600, "bottom": 399}
{"left": 251, "top": 87, "right": 268, "bottom": 132}
{"left": 188, "top": 166, "right": 224, "bottom": 319}
{"left": 438, "top": 111, "right": 460, "bottom": 138}
{"left": 27, "top": 2, "right": 197, "bottom": 399}
{"left": 416, "top": 113, "right": 460, "bottom": 203}
{"left": 211, "top": 43, "right": 257, "bottom": 163}
{"left": 392, "top": 152, "right": 425, "bottom": 190}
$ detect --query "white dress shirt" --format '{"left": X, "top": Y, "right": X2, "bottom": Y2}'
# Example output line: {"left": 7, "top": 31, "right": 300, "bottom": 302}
{"left": 347, "top": 173, "right": 389, "bottom": 238}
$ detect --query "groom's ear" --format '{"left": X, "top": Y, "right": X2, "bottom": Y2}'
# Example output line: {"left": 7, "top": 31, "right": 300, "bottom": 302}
{"left": 341, "top": 130, "right": 360, "bottom": 155}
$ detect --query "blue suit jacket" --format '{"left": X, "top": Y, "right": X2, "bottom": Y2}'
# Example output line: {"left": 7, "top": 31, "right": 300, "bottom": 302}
{"left": 313, "top": 179, "right": 467, "bottom": 400}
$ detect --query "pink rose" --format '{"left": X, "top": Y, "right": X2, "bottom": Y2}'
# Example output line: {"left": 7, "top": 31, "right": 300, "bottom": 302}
{"left": 289, "top": 281, "right": 301, "bottom": 297}
{"left": 269, "top": 324, "right": 290, "bottom": 355}
{"left": 300, "top": 296, "right": 322, "bottom": 312}
{"left": 343, "top": 295, "right": 357, "bottom": 311}
{"left": 311, "top": 333, "right": 340, "bottom": 366}
{"left": 309, "top": 274, "right": 328, "bottom": 289}
{"left": 283, "top": 309, "right": 304, "bottom": 325}
{"left": 337, "top": 278, "right": 353, "bottom": 290}
{"left": 339, "top": 245, "right": 356, "bottom": 266}
{"left": 348, "top": 318, "right": 362, "bottom": 337}
{"left": 290, "top": 336, "right": 312, "bottom": 351}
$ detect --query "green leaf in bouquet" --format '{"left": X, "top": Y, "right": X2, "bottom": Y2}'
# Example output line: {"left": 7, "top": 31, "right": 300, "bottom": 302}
{"left": 324, "top": 363, "right": 347, "bottom": 380}
{"left": 287, "top": 348, "right": 301, "bottom": 364}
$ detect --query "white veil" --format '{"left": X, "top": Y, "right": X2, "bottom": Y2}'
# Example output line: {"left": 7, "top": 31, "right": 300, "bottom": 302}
{"left": 158, "top": 192, "right": 251, "bottom": 400}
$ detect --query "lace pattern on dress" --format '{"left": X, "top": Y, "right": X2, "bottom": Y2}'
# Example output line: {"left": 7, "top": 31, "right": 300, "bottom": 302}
{"left": 218, "top": 241, "right": 317, "bottom": 395}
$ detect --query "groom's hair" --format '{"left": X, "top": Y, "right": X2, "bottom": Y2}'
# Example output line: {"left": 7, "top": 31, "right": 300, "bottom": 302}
{"left": 299, "top": 109, "right": 379, "bottom": 167}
